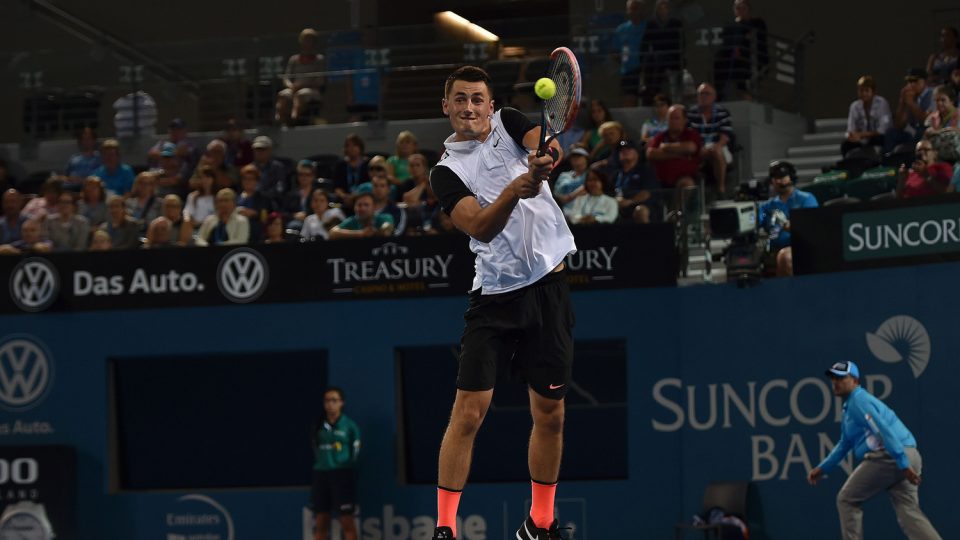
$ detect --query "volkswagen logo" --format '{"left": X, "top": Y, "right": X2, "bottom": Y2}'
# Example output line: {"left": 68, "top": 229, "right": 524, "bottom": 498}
{"left": 0, "top": 335, "right": 54, "bottom": 412}
{"left": 217, "top": 248, "right": 268, "bottom": 303}
{"left": 9, "top": 258, "right": 59, "bottom": 313}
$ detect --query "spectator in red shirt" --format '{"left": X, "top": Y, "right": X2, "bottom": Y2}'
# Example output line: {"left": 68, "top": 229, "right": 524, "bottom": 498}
{"left": 646, "top": 105, "right": 703, "bottom": 209}
{"left": 896, "top": 139, "right": 952, "bottom": 199}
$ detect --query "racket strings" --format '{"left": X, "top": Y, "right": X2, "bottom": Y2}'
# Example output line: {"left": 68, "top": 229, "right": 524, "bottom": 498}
{"left": 545, "top": 58, "right": 575, "bottom": 134}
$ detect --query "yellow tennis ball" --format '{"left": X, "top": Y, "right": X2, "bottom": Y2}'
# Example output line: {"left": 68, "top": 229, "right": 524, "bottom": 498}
{"left": 535, "top": 78, "right": 556, "bottom": 100}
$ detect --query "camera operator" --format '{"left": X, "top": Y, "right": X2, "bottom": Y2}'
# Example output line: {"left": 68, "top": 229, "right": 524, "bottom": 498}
{"left": 758, "top": 161, "right": 818, "bottom": 276}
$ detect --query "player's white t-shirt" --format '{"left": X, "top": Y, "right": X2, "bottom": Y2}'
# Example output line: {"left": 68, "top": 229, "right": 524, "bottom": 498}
{"left": 431, "top": 108, "right": 576, "bottom": 294}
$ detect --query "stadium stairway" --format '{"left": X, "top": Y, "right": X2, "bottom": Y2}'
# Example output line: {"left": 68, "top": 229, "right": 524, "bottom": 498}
{"left": 753, "top": 117, "right": 846, "bottom": 184}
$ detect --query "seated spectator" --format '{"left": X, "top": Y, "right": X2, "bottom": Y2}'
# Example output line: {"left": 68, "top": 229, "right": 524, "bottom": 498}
{"left": 262, "top": 212, "right": 289, "bottom": 244}
{"left": 0, "top": 218, "right": 51, "bottom": 255}
{"left": 371, "top": 174, "right": 406, "bottom": 235}
{"left": 556, "top": 100, "right": 588, "bottom": 152}
{"left": 333, "top": 133, "right": 371, "bottom": 204}
{"left": 367, "top": 155, "right": 397, "bottom": 192}
{"left": 714, "top": 0, "right": 768, "bottom": 101}
{"left": 125, "top": 172, "right": 162, "bottom": 231}
{"left": 554, "top": 147, "right": 590, "bottom": 206}
{"left": 222, "top": 118, "right": 253, "bottom": 167}
{"left": 154, "top": 142, "right": 187, "bottom": 197}
{"left": 301, "top": 189, "right": 345, "bottom": 241}
{"left": 950, "top": 162, "right": 960, "bottom": 192}
{"left": 949, "top": 67, "right": 960, "bottom": 106}
{"left": 276, "top": 28, "right": 325, "bottom": 126}
{"left": 401, "top": 154, "right": 441, "bottom": 233}
{"left": 387, "top": 130, "right": 418, "bottom": 184}
{"left": 88, "top": 229, "right": 112, "bottom": 251}
{"left": 758, "top": 161, "right": 818, "bottom": 277}
{"left": 591, "top": 121, "right": 625, "bottom": 163}
{"left": 93, "top": 138, "right": 135, "bottom": 196}
{"left": 687, "top": 83, "right": 734, "bottom": 195}
{"left": 64, "top": 127, "right": 101, "bottom": 187}
{"left": 101, "top": 195, "right": 141, "bottom": 250}
{"left": 143, "top": 217, "right": 174, "bottom": 249}
{"left": 1, "top": 189, "right": 25, "bottom": 244}
{"left": 237, "top": 164, "right": 274, "bottom": 241}
{"left": 190, "top": 139, "right": 238, "bottom": 192}
{"left": 889, "top": 68, "right": 938, "bottom": 150}
{"left": 641, "top": 94, "right": 671, "bottom": 143}
{"left": 147, "top": 118, "right": 197, "bottom": 173}
{"left": 196, "top": 188, "right": 250, "bottom": 246}
{"left": 21, "top": 176, "right": 65, "bottom": 221}
{"left": 925, "top": 85, "right": 959, "bottom": 130}
{"left": 44, "top": 193, "right": 90, "bottom": 252}
{"left": 564, "top": 169, "right": 619, "bottom": 225}
{"left": 842, "top": 76, "right": 892, "bottom": 157}
{"left": 282, "top": 160, "right": 318, "bottom": 227}
{"left": 78, "top": 176, "right": 108, "bottom": 227}
{"left": 400, "top": 153, "right": 431, "bottom": 203}
{"left": 647, "top": 105, "right": 702, "bottom": 209}
{"left": 251, "top": 136, "right": 288, "bottom": 197}
{"left": 641, "top": 1, "right": 683, "bottom": 102}
{"left": 612, "top": 139, "right": 661, "bottom": 223}
{"left": 329, "top": 192, "right": 394, "bottom": 239}
{"left": 926, "top": 27, "right": 959, "bottom": 87}
{"left": 162, "top": 194, "right": 194, "bottom": 246}
{"left": 185, "top": 166, "right": 217, "bottom": 225}
{"left": 896, "top": 139, "right": 951, "bottom": 199}
{"left": 580, "top": 100, "right": 613, "bottom": 153}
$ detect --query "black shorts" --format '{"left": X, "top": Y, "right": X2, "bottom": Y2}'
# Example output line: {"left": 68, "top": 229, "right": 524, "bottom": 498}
{"left": 311, "top": 468, "right": 357, "bottom": 516}
{"left": 457, "top": 270, "right": 574, "bottom": 399}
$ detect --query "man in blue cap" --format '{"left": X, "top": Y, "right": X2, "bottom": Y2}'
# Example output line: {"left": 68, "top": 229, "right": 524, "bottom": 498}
{"left": 808, "top": 361, "right": 940, "bottom": 540}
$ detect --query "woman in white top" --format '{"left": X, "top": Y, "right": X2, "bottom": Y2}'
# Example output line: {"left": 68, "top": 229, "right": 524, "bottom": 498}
{"left": 184, "top": 165, "right": 216, "bottom": 224}
{"left": 563, "top": 169, "right": 619, "bottom": 225}
{"left": 300, "top": 189, "right": 345, "bottom": 241}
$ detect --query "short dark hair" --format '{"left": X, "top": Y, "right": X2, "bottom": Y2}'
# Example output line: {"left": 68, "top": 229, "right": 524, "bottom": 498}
{"left": 324, "top": 386, "right": 345, "bottom": 401}
{"left": 344, "top": 133, "right": 365, "bottom": 153}
{"left": 444, "top": 66, "right": 493, "bottom": 98}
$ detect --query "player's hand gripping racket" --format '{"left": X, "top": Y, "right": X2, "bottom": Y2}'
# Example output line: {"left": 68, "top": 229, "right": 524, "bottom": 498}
{"left": 534, "top": 47, "right": 583, "bottom": 158}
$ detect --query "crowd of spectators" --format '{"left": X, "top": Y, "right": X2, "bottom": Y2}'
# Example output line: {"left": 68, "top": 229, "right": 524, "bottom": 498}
{"left": 840, "top": 27, "right": 960, "bottom": 198}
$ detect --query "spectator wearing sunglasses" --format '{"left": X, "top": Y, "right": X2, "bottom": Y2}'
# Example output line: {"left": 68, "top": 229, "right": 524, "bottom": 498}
{"left": 896, "top": 139, "right": 952, "bottom": 199}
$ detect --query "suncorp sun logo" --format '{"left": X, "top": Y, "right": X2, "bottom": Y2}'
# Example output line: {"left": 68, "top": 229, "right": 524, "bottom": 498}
{"left": 865, "top": 315, "right": 930, "bottom": 378}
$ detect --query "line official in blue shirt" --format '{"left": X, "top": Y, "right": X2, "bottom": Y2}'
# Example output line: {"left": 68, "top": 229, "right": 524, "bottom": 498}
{"left": 808, "top": 361, "right": 941, "bottom": 540}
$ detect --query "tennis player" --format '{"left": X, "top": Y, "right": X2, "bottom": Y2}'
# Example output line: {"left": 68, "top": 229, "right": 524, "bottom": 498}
{"left": 428, "top": 65, "right": 576, "bottom": 540}
{"left": 808, "top": 361, "right": 941, "bottom": 539}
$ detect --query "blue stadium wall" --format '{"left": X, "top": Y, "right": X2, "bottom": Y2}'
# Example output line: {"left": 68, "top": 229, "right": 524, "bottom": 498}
{"left": 1, "top": 262, "right": 958, "bottom": 540}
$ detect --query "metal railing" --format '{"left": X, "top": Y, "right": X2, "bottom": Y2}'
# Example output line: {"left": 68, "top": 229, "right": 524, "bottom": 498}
{"left": 3, "top": 19, "right": 812, "bottom": 143}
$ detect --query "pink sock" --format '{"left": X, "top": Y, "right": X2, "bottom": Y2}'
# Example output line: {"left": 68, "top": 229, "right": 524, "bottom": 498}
{"left": 437, "top": 486, "right": 462, "bottom": 536}
{"left": 530, "top": 480, "right": 557, "bottom": 529}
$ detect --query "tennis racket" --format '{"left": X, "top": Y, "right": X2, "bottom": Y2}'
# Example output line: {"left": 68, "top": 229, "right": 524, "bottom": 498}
{"left": 535, "top": 47, "right": 583, "bottom": 158}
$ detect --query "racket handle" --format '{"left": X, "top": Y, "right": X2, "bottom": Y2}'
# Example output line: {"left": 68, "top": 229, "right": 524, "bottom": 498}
{"left": 537, "top": 105, "right": 547, "bottom": 157}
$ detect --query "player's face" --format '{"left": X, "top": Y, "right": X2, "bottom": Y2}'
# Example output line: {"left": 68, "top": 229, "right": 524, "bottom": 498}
{"left": 443, "top": 80, "right": 494, "bottom": 141}
{"left": 324, "top": 391, "right": 344, "bottom": 418}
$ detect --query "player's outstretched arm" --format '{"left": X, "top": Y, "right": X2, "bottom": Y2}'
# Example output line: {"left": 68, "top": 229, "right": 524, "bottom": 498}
{"left": 450, "top": 173, "right": 539, "bottom": 243}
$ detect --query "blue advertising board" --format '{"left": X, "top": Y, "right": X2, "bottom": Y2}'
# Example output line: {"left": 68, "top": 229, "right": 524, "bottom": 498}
{"left": 1, "top": 261, "right": 958, "bottom": 539}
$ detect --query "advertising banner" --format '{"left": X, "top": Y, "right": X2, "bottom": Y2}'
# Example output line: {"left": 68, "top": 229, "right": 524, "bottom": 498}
{"left": 0, "top": 224, "right": 676, "bottom": 314}
{"left": 792, "top": 194, "right": 960, "bottom": 274}
{"left": 0, "top": 446, "right": 76, "bottom": 540}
